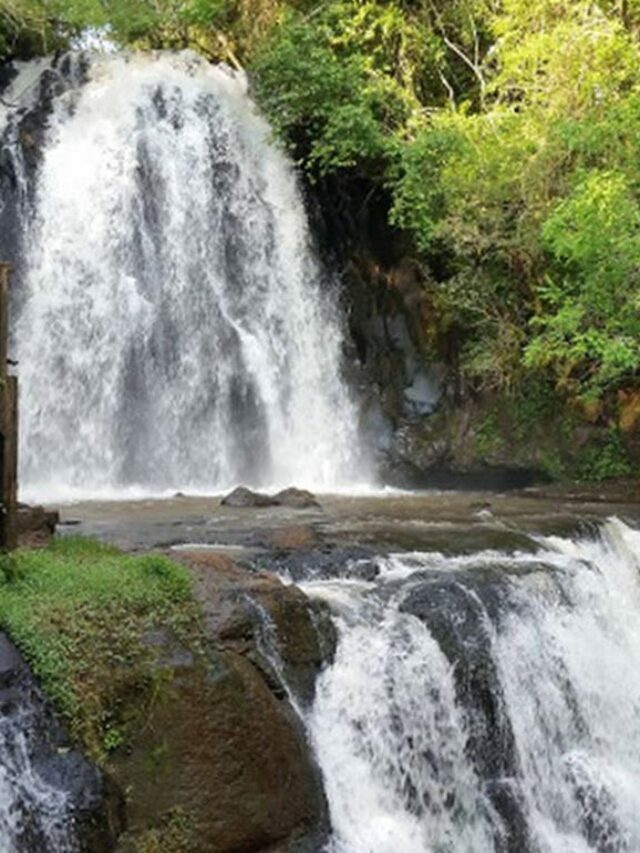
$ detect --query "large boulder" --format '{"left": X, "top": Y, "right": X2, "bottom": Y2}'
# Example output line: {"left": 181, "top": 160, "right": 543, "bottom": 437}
{"left": 111, "top": 552, "right": 334, "bottom": 852}
{"left": 111, "top": 646, "right": 327, "bottom": 853}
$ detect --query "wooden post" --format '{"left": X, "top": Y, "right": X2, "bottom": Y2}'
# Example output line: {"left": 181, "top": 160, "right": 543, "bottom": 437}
{"left": 0, "top": 263, "right": 17, "bottom": 550}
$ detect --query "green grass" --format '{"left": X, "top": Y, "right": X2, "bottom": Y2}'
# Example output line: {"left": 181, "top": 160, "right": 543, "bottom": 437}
{"left": 0, "top": 537, "right": 203, "bottom": 761}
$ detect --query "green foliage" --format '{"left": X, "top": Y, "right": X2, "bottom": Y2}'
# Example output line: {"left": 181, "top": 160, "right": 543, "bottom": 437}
{"left": 0, "top": 537, "right": 202, "bottom": 761}
{"left": 577, "top": 429, "right": 634, "bottom": 481}
{"left": 252, "top": 10, "right": 405, "bottom": 174}
{"left": 526, "top": 170, "right": 640, "bottom": 395}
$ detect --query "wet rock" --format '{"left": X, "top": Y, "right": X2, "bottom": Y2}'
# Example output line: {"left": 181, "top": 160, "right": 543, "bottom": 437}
{"left": 272, "top": 488, "right": 320, "bottom": 509}
{"left": 177, "top": 551, "right": 336, "bottom": 705}
{"left": 16, "top": 503, "right": 59, "bottom": 548}
{"left": 221, "top": 486, "right": 321, "bottom": 510}
{"left": 0, "top": 632, "right": 124, "bottom": 852}
{"left": 268, "top": 525, "right": 320, "bottom": 550}
{"left": 401, "top": 572, "right": 517, "bottom": 777}
{"left": 221, "top": 486, "right": 275, "bottom": 507}
{"left": 256, "top": 545, "right": 378, "bottom": 584}
{"left": 400, "top": 570, "right": 525, "bottom": 846}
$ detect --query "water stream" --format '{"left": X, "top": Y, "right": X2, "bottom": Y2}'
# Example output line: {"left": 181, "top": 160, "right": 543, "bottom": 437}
{"left": 302, "top": 517, "right": 640, "bottom": 853}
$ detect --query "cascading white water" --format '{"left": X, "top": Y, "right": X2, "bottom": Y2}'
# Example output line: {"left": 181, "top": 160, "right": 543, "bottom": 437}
{"left": 302, "top": 518, "right": 640, "bottom": 852}
{"left": 0, "top": 709, "right": 76, "bottom": 852}
{"left": 7, "top": 52, "right": 365, "bottom": 501}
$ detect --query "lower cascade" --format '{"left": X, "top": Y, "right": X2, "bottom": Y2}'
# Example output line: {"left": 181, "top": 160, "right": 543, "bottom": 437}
{"left": 301, "top": 518, "right": 640, "bottom": 853}
{"left": 1, "top": 52, "right": 364, "bottom": 501}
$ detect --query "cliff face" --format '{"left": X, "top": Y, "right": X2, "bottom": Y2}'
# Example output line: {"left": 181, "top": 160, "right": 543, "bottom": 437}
{"left": 305, "top": 173, "right": 639, "bottom": 486}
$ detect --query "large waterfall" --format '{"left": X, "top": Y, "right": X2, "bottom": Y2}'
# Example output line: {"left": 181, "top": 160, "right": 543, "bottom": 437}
{"left": 1, "top": 52, "right": 364, "bottom": 501}
{"left": 301, "top": 518, "right": 640, "bottom": 853}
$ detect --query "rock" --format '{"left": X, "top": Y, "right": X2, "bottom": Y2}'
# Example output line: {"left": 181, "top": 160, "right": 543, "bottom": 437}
{"left": 16, "top": 503, "right": 59, "bottom": 548}
{"left": 255, "top": 546, "right": 378, "bottom": 585}
{"left": 400, "top": 569, "right": 530, "bottom": 847}
{"left": 0, "top": 632, "right": 124, "bottom": 852}
{"left": 272, "top": 488, "right": 320, "bottom": 509}
{"left": 110, "top": 558, "right": 333, "bottom": 853}
{"left": 176, "top": 551, "right": 336, "bottom": 706}
{"left": 221, "top": 486, "right": 321, "bottom": 510}
{"left": 268, "top": 525, "right": 320, "bottom": 550}
{"left": 221, "top": 486, "right": 275, "bottom": 508}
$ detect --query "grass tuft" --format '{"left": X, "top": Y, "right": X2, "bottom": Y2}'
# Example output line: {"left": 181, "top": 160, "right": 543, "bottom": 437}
{"left": 0, "top": 537, "right": 202, "bottom": 761}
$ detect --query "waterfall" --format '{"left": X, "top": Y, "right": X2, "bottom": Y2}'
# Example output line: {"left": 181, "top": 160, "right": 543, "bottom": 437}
{"left": 301, "top": 518, "right": 640, "bottom": 852}
{"left": 1, "top": 52, "right": 365, "bottom": 502}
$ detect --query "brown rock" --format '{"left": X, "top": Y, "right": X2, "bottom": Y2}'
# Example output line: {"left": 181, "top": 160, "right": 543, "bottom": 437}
{"left": 220, "top": 486, "right": 321, "bottom": 510}
{"left": 16, "top": 503, "right": 59, "bottom": 548}
{"left": 272, "top": 488, "right": 320, "bottom": 509}
{"left": 112, "top": 647, "right": 326, "bottom": 853}
{"left": 177, "top": 550, "right": 336, "bottom": 704}
{"left": 221, "top": 486, "right": 275, "bottom": 507}
{"left": 268, "top": 525, "right": 319, "bottom": 550}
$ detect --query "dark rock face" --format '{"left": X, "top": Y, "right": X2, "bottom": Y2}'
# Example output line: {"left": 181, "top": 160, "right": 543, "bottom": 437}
{"left": 0, "top": 632, "right": 123, "bottom": 852}
{"left": 400, "top": 569, "right": 533, "bottom": 850}
{"left": 221, "top": 486, "right": 320, "bottom": 510}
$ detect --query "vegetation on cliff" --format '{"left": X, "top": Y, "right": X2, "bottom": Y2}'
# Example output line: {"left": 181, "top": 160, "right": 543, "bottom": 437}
{"left": 3, "top": 1, "right": 640, "bottom": 473}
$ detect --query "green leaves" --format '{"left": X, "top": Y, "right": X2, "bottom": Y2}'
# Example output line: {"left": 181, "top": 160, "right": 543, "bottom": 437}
{"left": 525, "top": 171, "right": 640, "bottom": 394}
{"left": 252, "top": 12, "right": 395, "bottom": 175}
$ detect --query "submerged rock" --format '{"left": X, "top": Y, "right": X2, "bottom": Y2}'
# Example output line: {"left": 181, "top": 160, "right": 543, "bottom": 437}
{"left": 221, "top": 486, "right": 321, "bottom": 510}
{"left": 267, "top": 524, "right": 320, "bottom": 551}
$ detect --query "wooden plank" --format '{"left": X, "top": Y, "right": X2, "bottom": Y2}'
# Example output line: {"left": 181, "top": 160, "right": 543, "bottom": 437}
{"left": 0, "top": 263, "right": 17, "bottom": 550}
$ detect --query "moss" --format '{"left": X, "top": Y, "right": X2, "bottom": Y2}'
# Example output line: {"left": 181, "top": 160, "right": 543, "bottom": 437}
{"left": 0, "top": 536, "right": 204, "bottom": 762}
{"left": 135, "top": 807, "right": 198, "bottom": 853}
